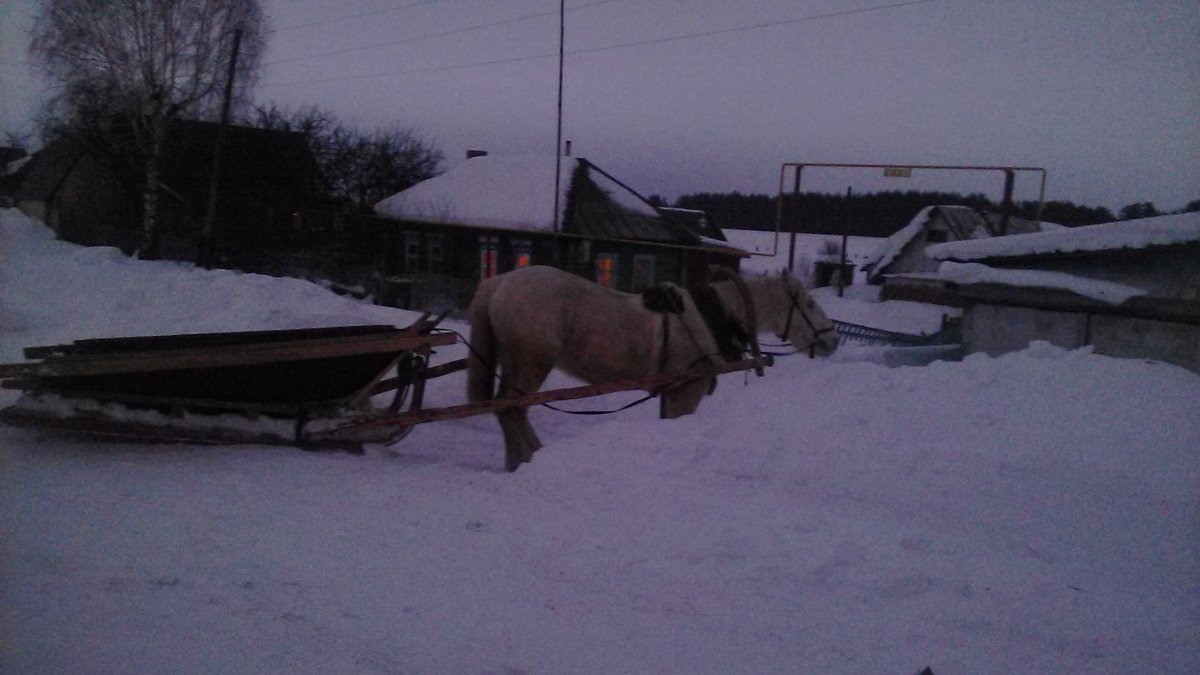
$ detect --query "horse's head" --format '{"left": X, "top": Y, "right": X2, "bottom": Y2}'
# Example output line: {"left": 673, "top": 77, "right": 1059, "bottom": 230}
{"left": 775, "top": 271, "right": 839, "bottom": 356}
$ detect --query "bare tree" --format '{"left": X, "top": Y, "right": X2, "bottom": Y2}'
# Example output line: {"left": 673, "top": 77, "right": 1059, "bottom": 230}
{"left": 250, "top": 104, "right": 443, "bottom": 213}
{"left": 30, "top": 0, "right": 266, "bottom": 258}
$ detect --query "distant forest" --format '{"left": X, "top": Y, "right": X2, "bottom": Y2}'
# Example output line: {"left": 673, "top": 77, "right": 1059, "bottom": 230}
{"left": 665, "top": 191, "right": 1199, "bottom": 238}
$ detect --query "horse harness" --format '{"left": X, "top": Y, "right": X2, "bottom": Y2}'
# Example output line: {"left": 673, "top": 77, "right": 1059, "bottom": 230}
{"left": 643, "top": 283, "right": 746, "bottom": 375}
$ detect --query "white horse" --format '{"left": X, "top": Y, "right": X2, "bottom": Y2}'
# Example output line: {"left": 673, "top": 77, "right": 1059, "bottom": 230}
{"left": 467, "top": 265, "right": 836, "bottom": 472}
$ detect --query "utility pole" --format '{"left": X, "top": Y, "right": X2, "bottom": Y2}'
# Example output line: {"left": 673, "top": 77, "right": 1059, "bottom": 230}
{"left": 839, "top": 186, "right": 851, "bottom": 297}
{"left": 199, "top": 27, "right": 243, "bottom": 268}
{"left": 551, "top": 0, "right": 565, "bottom": 267}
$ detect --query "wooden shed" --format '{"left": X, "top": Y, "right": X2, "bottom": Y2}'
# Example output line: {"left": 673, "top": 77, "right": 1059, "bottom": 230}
{"left": 15, "top": 120, "right": 321, "bottom": 259}
{"left": 370, "top": 154, "right": 748, "bottom": 311}
{"left": 863, "top": 205, "right": 1062, "bottom": 284}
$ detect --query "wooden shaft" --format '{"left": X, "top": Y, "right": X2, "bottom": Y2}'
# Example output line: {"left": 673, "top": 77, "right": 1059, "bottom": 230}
{"left": 339, "top": 355, "right": 772, "bottom": 431}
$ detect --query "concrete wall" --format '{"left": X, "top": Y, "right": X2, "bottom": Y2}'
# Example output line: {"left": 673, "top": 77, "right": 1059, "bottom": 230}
{"left": 963, "top": 301, "right": 1200, "bottom": 372}
{"left": 1090, "top": 314, "right": 1200, "bottom": 372}
{"left": 964, "top": 303, "right": 1088, "bottom": 355}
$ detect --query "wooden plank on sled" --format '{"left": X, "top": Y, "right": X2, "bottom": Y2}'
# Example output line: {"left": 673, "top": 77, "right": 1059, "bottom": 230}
{"left": 313, "top": 355, "right": 773, "bottom": 441}
{"left": 0, "top": 330, "right": 457, "bottom": 380}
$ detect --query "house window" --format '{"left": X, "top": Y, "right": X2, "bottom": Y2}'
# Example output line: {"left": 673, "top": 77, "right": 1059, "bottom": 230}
{"left": 403, "top": 232, "right": 421, "bottom": 273}
{"left": 479, "top": 235, "right": 499, "bottom": 279}
{"left": 595, "top": 253, "right": 618, "bottom": 288}
{"left": 631, "top": 254, "right": 656, "bottom": 292}
{"left": 426, "top": 234, "right": 444, "bottom": 272}
{"left": 512, "top": 239, "right": 532, "bottom": 269}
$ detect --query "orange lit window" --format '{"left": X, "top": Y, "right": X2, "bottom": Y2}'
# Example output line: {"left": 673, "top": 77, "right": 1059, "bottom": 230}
{"left": 512, "top": 240, "right": 532, "bottom": 269}
{"left": 479, "top": 236, "right": 498, "bottom": 279}
{"left": 595, "top": 253, "right": 618, "bottom": 287}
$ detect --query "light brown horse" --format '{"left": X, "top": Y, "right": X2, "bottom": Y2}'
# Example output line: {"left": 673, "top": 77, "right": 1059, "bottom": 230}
{"left": 709, "top": 269, "right": 840, "bottom": 358}
{"left": 467, "top": 265, "right": 837, "bottom": 472}
{"left": 467, "top": 265, "right": 724, "bottom": 471}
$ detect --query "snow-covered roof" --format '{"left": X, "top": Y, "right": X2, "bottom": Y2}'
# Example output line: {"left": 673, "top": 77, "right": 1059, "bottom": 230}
{"left": 864, "top": 205, "right": 1062, "bottom": 281}
{"left": 696, "top": 234, "right": 752, "bottom": 258}
{"left": 863, "top": 205, "right": 935, "bottom": 278}
{"left": 373, "top": 154, "right": 659, "bottom": 232}
{"left": 936, "top": 261, "right": 1147, "bottom": 305}
{"left": 3, "top": 155, "right": 31, "bottom": 176}
{"left": 928, "top": 212, "right": 1200, "bottom": 262}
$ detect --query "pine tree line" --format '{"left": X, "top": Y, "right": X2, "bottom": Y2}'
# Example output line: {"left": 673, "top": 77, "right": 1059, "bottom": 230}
{"left": 671, "top": 191, "right": 1199, "bottom": 238}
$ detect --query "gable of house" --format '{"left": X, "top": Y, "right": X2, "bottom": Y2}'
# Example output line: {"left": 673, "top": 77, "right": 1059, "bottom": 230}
{"left": 864, "top": 205, "right": 1062, "bottom": 283}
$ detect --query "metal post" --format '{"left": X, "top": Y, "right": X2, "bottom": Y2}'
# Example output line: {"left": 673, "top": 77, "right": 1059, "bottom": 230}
{"left": 787, "top": 165, "right": 801, "bottom": 273}
{"left": 551, "top": 0, "right": 565, "bottom": 268}
{"left": 999, "top": 169, "right": 1015, "bottom": 236}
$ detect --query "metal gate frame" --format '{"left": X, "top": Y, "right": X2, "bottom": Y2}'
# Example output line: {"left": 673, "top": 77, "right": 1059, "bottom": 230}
{"left": 767, "top": 162, "right": 1048, "bottom": 272}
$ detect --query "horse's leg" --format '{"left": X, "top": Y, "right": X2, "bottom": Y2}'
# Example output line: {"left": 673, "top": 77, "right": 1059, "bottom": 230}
{"left": 498, "top": 406, "right": 535, "bottom": 472}
{"left": 496, "top": 355, "right": 553, "bottom": 472}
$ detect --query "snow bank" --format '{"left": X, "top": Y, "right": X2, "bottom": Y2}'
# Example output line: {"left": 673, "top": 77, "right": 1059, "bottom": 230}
{"left": 1, "top": 208, "right": 1197, "bottom": 674}
{"left": 813, "top": 285, "right": 959, "bottom": 335}
{"left": 0, "top": 209, "right": 419, "bottom": 362}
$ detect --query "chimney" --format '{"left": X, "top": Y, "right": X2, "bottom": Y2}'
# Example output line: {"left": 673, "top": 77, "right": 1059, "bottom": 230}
{"left": 466, "top": 149, "right": 488, "bottom": 159}
{"left": 564, "top": 140, "right": 572, "bottom": 157}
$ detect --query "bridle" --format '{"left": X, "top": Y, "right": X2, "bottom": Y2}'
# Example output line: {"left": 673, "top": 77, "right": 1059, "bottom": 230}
{"left": 779, "top": 285, "right": 837, "bottom": 358}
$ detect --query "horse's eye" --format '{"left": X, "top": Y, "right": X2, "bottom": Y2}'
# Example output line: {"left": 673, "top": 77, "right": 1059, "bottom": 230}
{"left": 807, "top": 301, "right": 815, "bottom": 309}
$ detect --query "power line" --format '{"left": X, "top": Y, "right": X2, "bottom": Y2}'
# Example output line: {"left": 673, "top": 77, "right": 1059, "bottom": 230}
{"left": 265, "top": 0, "right": 444, "bottom": 34}
{"left": 265, "top": 0, "right": 626, "bottom": 67}
{"left": 262, "top": 0, "right": 942, "bottom": 89}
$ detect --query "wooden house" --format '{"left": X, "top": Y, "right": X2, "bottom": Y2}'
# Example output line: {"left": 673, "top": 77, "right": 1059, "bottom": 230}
{"left": 370, "top": 155, "right": 748, "bottom": 310}
{"left": 15, "top": 120, "right": 320, "bottom": 259}
{"left": 924, "top": 212, "right": 1200, "bottom": 372}
{"left": 863, "top": 205, "right": 1063, "bottom": 284}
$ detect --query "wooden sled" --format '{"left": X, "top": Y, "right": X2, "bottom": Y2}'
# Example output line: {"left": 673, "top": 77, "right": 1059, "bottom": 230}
{"left": 0, "top": 315, "right": 457, "bottom": 450}
{"left": 0, "top": 314, "right": 772, "bottom": 452}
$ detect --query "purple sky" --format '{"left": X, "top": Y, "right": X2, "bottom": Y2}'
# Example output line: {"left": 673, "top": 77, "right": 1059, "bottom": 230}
{"left": 3, "top": 0, "right": 1198, "bottom": 214}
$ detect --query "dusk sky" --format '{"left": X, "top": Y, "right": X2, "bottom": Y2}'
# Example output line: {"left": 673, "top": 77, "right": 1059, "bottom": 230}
{"left": 3, "top": 0, "right": 1198, "bottom": 215}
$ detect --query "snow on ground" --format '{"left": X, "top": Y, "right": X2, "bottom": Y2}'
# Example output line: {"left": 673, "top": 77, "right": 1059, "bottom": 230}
{"left": 812, "top": 285, "right": 957, "bottom": 336}
{"left": 722, "top": 228, "right": 882, "bottom": 281}
{"left": 2, "top": 209, "right": 1198, "bottom": 674}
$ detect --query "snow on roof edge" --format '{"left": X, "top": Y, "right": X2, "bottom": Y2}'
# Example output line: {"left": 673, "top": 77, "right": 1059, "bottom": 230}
{"left": 928, "top": 212, "right": 1200, "bottom": 262}
{"left": 863, "top": 205, "right": 936, "bottom": 279}
{"left": 936, "top": 261, "right": 1148, "bottom": 305}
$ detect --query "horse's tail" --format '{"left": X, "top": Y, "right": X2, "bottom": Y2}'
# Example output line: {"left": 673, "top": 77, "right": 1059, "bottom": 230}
{"left": 466, "top": 275, "right": 500, "bottom": 403}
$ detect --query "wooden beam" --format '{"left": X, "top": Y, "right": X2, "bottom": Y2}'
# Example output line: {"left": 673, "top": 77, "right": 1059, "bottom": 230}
{"left": 324, "top": 355, "right": 772, "bottom": 434}
{"left": 0, "top": 331, "right": 457, "bottom": 379}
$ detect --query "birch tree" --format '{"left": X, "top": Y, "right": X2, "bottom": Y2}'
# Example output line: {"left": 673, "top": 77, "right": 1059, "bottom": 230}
{"left": 30, "top": 0, "right": 265, "bottom": 258}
